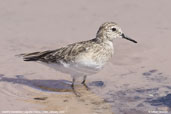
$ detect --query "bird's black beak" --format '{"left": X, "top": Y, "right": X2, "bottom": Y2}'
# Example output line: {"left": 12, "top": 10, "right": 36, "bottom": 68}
{"left": 121, "top": 34, "right": 137, "bottom": 43}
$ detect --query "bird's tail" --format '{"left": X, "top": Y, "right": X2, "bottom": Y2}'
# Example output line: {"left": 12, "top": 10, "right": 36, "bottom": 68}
{"left": 16, "top": 50, "right": 54, "bottom": 61}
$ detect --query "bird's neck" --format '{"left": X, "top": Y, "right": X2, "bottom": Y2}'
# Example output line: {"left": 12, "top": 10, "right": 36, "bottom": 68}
{"left": 94, "top": 37, "right": 112, "bottom": 44}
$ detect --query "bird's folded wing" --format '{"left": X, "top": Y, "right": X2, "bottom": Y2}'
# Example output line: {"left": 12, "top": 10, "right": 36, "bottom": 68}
{"left": 22, "top": 42, "right": 88, "bottom": 63}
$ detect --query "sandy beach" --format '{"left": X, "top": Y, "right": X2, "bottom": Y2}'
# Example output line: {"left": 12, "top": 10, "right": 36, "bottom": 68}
{"left": 0, "top": 0, "right": 171, "bottom": 114}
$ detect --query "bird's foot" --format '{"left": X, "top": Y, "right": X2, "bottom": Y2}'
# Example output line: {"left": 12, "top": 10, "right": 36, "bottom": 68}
{"left": 71, "top": 84, "right": 81, "bottom": 97}
{"left": 82, "top": 82, "right": 90, "bottom": 90}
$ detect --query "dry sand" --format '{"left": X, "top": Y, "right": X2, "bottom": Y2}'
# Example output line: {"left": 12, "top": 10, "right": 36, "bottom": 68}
{"left": 0, "top": 0, "right": 171, "bottom": 114}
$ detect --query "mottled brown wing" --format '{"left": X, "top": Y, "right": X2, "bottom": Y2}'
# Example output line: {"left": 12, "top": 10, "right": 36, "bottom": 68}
{"left": 40, "top": 42, "right": 88, "bottom": 63}
{"left": 23, "top": 41, "right": 89, "bottom": 63}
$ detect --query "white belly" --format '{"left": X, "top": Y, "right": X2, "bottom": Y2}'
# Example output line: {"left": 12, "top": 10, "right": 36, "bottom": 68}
{"left": 41, "top": 60, "right": 100, "bottom": 78}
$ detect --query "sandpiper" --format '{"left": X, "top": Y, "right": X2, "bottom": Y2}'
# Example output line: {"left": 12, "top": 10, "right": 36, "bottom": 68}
{"left": 21, "top": 22, "right": 137, "bottom": 95}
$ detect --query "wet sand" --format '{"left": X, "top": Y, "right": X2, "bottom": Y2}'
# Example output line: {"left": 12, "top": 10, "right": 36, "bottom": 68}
{"left": 0, "top": 0, "right": 171, "bottom": 114}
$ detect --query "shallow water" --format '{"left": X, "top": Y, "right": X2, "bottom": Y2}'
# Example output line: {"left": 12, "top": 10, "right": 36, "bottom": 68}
{"left": 0, "top": 75, "right": 113, "bottom": 114}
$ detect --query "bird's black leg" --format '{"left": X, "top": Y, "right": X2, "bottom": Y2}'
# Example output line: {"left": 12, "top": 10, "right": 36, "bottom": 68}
{"left": 71, "top": 77, "right": 80, "bottom": 97}
{"left": 81, "top": 75, "right": 89, "bottom": 90}
{"left": 71, "top": 77, "right": 75, "bottom": 89}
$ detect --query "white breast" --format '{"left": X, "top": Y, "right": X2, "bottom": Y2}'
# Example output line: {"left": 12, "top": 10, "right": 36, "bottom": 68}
{"left": 76, "top": 40, "right": 114, "bottom": 70}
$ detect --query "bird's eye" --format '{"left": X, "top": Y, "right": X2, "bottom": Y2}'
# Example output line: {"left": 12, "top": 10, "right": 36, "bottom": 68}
{"left": 111, "top": 28, "right": 116, "bottom": 31}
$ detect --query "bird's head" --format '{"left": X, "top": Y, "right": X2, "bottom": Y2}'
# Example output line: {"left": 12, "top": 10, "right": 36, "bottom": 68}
{"left": 96, "top": 22, "right": 137, "bottom": 43}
